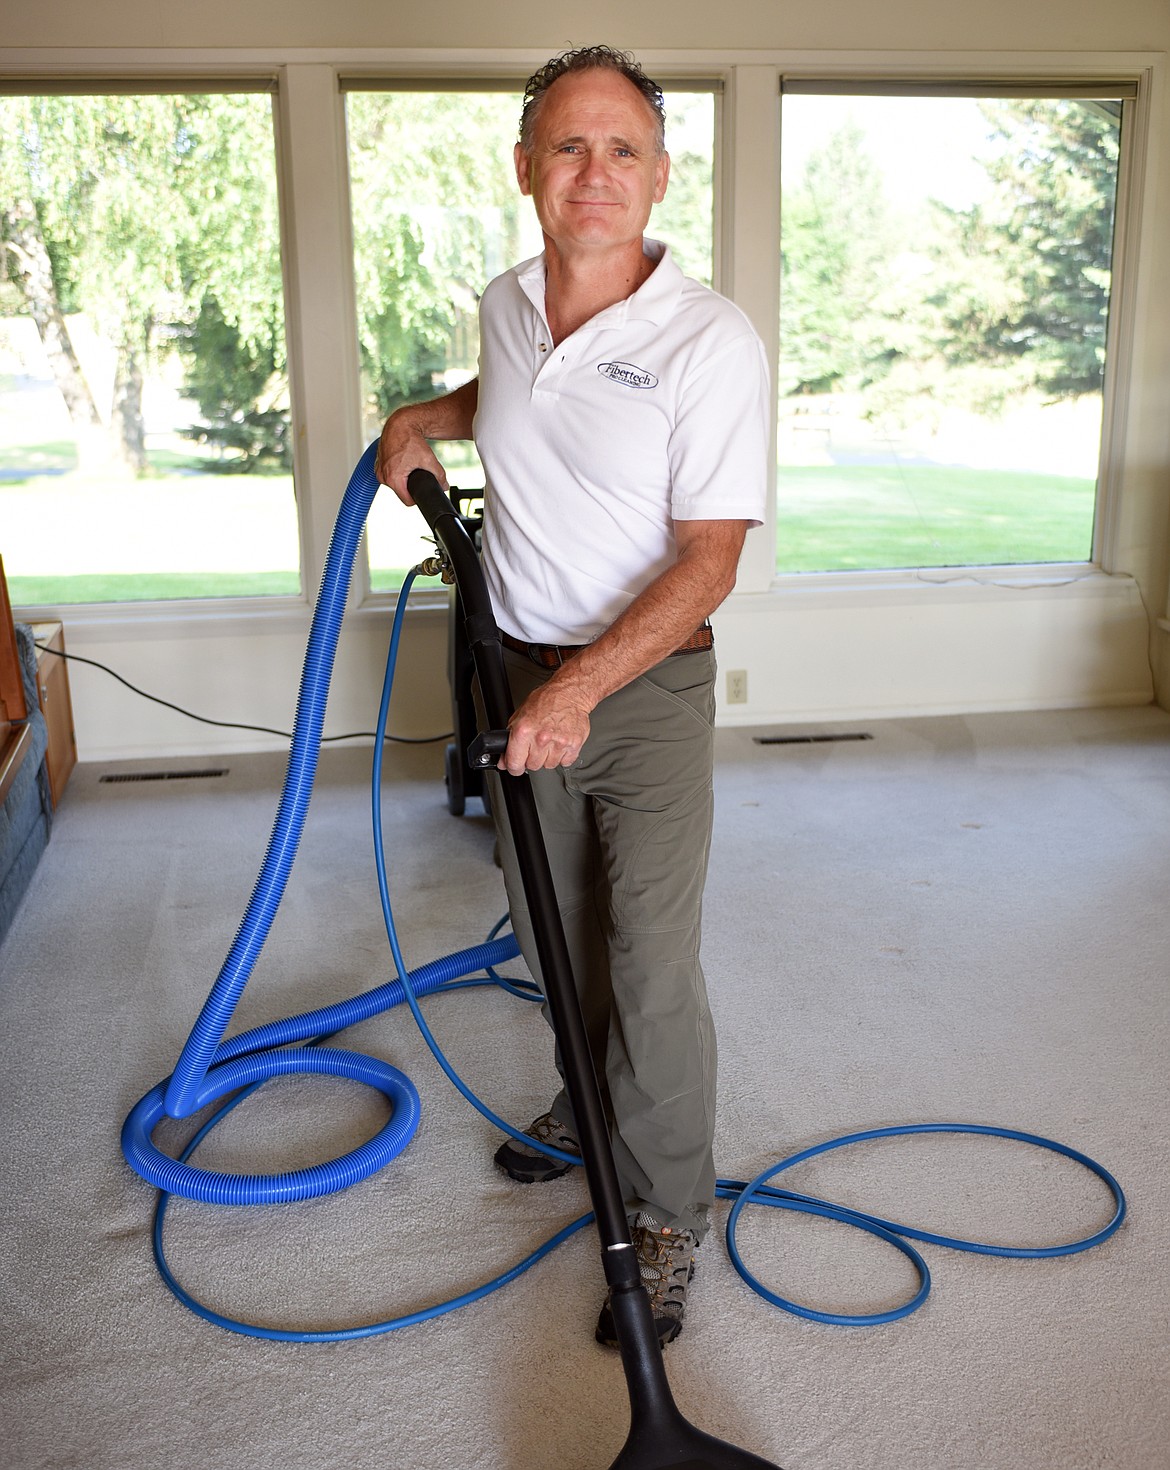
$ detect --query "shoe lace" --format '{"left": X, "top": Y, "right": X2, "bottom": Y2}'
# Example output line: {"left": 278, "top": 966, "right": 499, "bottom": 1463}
{"left": 633, "top": 1219, "right": 695, "bottom": 1315}
{"left": 528, "top": 1113, "right": 577, "bottom": 1150}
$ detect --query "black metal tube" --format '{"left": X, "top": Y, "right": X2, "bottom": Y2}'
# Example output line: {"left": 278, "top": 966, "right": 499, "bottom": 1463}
{"left": 407, "top": 469, "right": 637, "bottom": 1261}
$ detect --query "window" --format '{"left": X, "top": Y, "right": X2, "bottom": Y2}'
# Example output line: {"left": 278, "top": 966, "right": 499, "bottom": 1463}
{"left": 776, "top": 84, "right": 1132, "bottom": 574}
{"left": 0, "top": 88, "right": 298, "bottom": 604}
{"left": 344, "top": 84, "right": 715, "bottom": 592}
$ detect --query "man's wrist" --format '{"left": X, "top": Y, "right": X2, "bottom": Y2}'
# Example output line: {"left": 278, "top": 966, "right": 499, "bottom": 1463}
{"left": 547, "top": 642, "right": 629, "bottom": 714}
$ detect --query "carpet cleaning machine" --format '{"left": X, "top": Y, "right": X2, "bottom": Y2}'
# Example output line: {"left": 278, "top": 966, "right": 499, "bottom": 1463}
{"left": 121, "top": 443, "right": 1127, "bottom": 1470}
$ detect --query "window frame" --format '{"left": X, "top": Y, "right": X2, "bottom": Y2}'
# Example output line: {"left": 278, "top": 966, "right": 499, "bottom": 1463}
{"left": 771, "top": 74, "right": 1143, "bottom": 585}
{"left": 754, "top": 61, "right": 1155, "bottom": 602}
{"left": 0, "top": 48, "right": 1158, "bottom": 647}
{"left": 0, "top": 75, "right": 305, "bottom": 613}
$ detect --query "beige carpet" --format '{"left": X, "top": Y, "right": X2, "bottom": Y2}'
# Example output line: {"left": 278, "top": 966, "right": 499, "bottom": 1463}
{"left": 1, "top": 706, "right": 1168, "bottom": 1469}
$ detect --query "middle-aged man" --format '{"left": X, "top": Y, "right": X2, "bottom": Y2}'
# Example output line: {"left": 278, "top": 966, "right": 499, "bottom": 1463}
{"left": 376, "top": 46, "right": 769, "bottom": 1348}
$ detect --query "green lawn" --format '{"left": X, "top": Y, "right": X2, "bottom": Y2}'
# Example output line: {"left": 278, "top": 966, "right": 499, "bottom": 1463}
{"left": 6, "top": 570, "right": 302, "bottom": 603}
{"left": 776, "top": 465, "right": 1096, "bottom": 572}
{"left": 4, "top": 458, "right": 1097, "bottom": 605}
{"left": 0, "top": 439, "right": 78, "bottom": 474}
{"left": 2, "top": 444, "right": 301, "bottom": 605}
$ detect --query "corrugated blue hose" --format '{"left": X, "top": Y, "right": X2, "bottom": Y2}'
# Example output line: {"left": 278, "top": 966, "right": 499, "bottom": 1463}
{"left": 121, "top": 440, "right": 1127, "bottom": 1341}
{"left": 123, "top": 440, "right": 533, "bottom": 1210}
{"left": 161, "top": 440, "right": 389, "bottom": 1123}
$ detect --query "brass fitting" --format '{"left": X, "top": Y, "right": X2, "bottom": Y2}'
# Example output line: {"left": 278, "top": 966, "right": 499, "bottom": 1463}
{"left": 415, "top": 550, "right": 456, "bottom": 583}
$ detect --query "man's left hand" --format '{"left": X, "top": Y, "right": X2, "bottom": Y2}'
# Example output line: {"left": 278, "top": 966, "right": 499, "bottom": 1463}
{"left": 503, "top": 682, "right": 592, "bottom": 774}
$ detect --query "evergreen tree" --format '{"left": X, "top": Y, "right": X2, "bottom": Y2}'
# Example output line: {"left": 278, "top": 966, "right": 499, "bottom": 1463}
{"left": 779, "top": 120, "right": 898, "bottom": 397}
{"left": 927, "top": 99, "right": 1120, "bottom": 399}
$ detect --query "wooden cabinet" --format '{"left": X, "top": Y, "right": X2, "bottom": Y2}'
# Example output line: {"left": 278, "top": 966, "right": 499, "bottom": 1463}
{"left": 0, "top": 555, "right": 75, "bottom": 809}
{"left": 28, "top": 622, "right": 77, "bottom": 807}
{"left": 0, "top": 555, "right": 32, "bottom": 807}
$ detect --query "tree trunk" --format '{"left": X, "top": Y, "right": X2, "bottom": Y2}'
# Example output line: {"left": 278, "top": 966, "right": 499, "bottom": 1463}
{"left": 111, "top": 338, "right": 148, "bottom": 475}
{"left": 3, "top": 200, "right": 104, "bottom": 436}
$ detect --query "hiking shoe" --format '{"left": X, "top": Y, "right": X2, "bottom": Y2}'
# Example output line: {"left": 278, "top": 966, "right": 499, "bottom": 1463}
{"left": 493, "top": 1112, "right": 579, "bottom": 1183}
{"left": 596, "top": 1213, "right": 698, "bottom": 1350}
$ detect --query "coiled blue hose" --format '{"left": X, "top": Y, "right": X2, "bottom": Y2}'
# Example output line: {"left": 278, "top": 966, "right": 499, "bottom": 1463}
{"left": 124, "top": 440, "right": 1127, "bottom": 1341}
{"left": 718, "top": 1122, "right": 1126, "bottom": 1327}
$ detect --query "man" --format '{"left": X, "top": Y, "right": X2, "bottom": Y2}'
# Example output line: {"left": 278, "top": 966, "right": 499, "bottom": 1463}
{"left": 377, "top": 45, "right": 769, "bottom": 1347}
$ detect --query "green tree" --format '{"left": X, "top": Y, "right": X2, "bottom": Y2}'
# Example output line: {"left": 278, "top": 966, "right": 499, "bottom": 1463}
{"left": 0, "top": 97, "right": 107, "bottom": 468}
{"left": 926, "top": 99, "right": 1120, "bottom": 399}
{"left": 178, "top": 294, "right": 290, "bottom": 469}
{"left": 170, "top": 95, "right": 289, "bottom": 468}
{"left": 651, "top": 94, "right": 715, "bottom": 285}
{"left": 776, "top": 99, "right": 1121, "bottom": 429}
{"left": 779, "top": 121, "right": 898, "bottom": 397}
{"left": 0, "top": 93, "right": 285, "bottom": 474}
{"left": 346, "top": 93, "right": 523, "bottom": 423}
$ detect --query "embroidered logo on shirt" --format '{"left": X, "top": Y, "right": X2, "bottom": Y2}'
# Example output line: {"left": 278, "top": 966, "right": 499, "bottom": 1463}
{"left": 597, "top": 360, "right": 658, "bottom": 390}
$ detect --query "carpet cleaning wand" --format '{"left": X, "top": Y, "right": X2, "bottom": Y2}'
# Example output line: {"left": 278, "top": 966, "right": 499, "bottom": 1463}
{"left": 408, "top": 466, "right": 781, "bottom": 1470}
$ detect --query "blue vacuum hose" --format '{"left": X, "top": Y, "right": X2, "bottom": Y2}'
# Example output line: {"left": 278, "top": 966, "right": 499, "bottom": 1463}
{"left": 122, "top": 441, "right": 1126, "bottom": 1342}
{"left": 163, "top": 440, "right": 384, "bottom": 1122}
{"left": 123, "top": 440, "right": 523, "bottom": 1207}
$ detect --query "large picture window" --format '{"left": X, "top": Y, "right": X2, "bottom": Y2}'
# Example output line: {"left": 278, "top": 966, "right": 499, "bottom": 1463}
{"left": 345, "top": 84, "right": 716, "bottom": 592}
{"left": 0, "top": 88, "right": 298, "bottom": 604}
{"left": 776, "top": 83, "right": 1132, "bottom": 575}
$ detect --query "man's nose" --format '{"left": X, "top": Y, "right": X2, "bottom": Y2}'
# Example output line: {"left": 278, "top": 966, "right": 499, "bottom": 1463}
{"left": 575, "top": 148, "right": 611, "bottom": 185}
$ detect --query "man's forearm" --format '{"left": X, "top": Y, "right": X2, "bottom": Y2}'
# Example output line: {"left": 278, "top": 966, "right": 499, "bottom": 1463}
{"left": 554, "top": 520, "right": 744, "bottom": 708}
{"left": 395, "top": 377, "right": 479, "bottom": 441}
{"left": 376, "top": 378, "right": 478, "bottom": 499}
{"left": 499, "top": 518, "right": 748, "bottom": 775}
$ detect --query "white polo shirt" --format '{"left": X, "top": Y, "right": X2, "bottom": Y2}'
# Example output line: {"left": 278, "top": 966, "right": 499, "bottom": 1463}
{"left": 474, "top": 240, "right": 770, "bottom": 645}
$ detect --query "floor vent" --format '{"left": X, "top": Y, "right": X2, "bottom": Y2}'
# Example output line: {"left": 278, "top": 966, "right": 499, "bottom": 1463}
{"left": 754, "top": 733, "right": 873, "bottom": 746}
{"left": 99, "top": 769, "right": 229, "bottom": 784}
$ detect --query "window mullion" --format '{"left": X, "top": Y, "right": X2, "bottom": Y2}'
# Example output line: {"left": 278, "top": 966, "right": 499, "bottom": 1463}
{"left": 723, "top": 65, "right": 781, "bottom": 596}
{"left": 278, "top": 64, "right": 364, "bottom": 605}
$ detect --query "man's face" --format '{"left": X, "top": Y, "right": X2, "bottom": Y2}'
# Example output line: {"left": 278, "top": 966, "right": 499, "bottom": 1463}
{"left": 514, "top": 68, "right": 670, "bottom": 256}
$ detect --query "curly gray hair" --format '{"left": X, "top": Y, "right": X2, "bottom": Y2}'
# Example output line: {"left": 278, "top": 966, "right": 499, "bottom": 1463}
{"left": 518, "top": 46, "right": 666, "bottom": 155}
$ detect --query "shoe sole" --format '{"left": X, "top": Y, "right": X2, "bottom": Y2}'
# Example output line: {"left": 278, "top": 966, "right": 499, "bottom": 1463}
{"left": 493, "top": 1139, "right": 578, "bottom": 1184}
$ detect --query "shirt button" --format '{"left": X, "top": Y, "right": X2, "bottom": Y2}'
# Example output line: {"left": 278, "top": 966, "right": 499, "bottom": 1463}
{"left": 538, "top": 341, "right": 548, "bottom": 352}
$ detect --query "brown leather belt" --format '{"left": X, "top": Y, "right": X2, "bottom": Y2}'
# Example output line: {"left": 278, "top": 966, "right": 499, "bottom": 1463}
{"left": 500, "top": 623, "right": 713, "bottom": 670}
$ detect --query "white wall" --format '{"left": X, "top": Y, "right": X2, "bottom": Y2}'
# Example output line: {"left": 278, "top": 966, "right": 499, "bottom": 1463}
{"left": 3, "top": 2, "right": 1169, "bottom": 761}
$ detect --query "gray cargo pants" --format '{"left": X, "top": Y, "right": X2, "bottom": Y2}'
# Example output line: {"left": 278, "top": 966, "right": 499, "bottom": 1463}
{"left": 486, "top": 644, "right": 718, "bottom": 1240}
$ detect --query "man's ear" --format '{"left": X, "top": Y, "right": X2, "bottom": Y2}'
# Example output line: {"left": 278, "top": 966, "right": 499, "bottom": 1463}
{"left": 654, "top": 151, "right": 671, "bottom": 205}
{"left": 514, "top": 141, "right": 532, "bottom": 197}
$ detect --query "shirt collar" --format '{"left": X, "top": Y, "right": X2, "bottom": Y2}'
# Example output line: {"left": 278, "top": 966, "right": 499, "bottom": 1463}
{"left": 514, "top": 238, "right": 684, "bottom": 330}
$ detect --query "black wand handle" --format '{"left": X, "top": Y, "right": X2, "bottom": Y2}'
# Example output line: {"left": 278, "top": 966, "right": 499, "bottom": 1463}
{"left": 407, "top": 468, "right": 635, "bottom": 1258}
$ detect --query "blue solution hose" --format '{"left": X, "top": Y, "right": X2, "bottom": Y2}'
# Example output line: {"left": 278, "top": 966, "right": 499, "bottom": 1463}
{"left": 127, "top": 508, "right": 595, "bottom": 1335}
{"left": 126, "top": 440, "right": 1127, "bottom": 1341}
{"left": 717, "top": 1122, "right": 1126, "bottom": 1327}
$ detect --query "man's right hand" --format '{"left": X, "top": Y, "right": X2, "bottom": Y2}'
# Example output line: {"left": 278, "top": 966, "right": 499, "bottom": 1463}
{"left": 374, "top": 378, "right": 479, "bottom": 504}
{"left": 375, "top": 411, "right": 449, "bottom": 506}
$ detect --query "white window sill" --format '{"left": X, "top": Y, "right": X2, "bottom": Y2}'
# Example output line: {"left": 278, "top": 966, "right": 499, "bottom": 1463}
{"left": 734, "top": 563, "right": 1137, "bottom": 610}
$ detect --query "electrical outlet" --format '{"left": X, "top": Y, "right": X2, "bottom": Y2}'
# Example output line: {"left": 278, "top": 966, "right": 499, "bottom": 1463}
{"left": 726, "top": 669, "right": 748, "bottom": 705}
